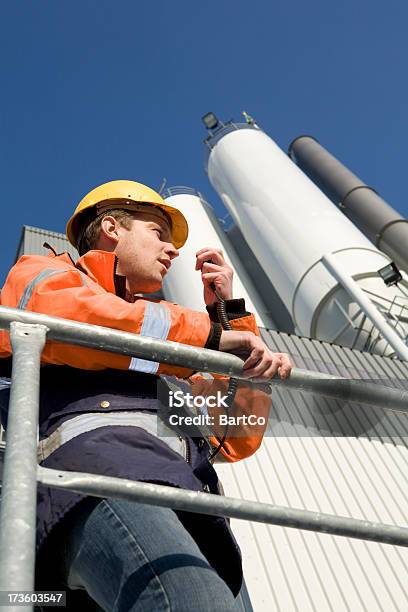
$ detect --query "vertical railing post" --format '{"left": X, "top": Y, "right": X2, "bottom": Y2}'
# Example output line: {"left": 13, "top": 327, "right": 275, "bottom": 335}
{"left": 0, "top": 323, "right": 47, "bottom": 607}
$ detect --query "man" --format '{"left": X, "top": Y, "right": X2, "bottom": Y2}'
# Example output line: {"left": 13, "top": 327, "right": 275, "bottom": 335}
{"left": 0, "top": 180, "right": 291, "bottom": 611}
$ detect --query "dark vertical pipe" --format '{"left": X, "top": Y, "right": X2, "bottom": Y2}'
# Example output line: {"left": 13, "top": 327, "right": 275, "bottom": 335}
{"left": 289, "top": 136, "right": 408, "bottom": 272}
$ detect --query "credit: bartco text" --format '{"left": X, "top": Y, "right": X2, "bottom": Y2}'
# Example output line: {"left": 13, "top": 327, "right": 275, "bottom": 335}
{"left": 168, "top": 414, "right": 266, "bottom": 426}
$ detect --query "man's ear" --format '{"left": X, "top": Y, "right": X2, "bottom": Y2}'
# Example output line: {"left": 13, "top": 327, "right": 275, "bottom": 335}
{"left": 99, "top": 215, "right": 121, "bottom": 245}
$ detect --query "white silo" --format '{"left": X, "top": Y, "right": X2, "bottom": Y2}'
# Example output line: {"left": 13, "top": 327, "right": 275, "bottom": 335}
{"left": 205, "top": 121, "right": 408, "bottom": 359}
{"left": 162, "top": 187, "right": 276, "bottom": 329}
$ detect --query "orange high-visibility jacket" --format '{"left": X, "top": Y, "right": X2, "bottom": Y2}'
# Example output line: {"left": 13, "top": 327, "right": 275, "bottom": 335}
{"left": 0, "top": 249, "right": 270, "bottom": 461}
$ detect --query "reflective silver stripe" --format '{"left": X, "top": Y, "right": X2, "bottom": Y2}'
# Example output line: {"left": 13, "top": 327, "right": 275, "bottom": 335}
{"left": 77, "top": 270, "right": 88, "bottom": 286}
{"left": 195, "top": 372, "right": 214, "bottom": 380}
{"left": 129, "top": 302, "right": 171, "bottom": 374}
{"left": 37, "top": 411, "right": 184, "bottom": 462}
{"left": 17, "top": 269, "right": 69, "bottom": 310}
{"left": 0, "top": 378, "right": 11, "bottom": 391}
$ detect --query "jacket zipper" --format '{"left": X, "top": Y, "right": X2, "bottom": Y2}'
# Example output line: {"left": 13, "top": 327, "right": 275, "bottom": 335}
{"left": 181, "top": 435, "right": 212, "bottom": 493}
{"left": 180, "top": 435, "right": 191, "bottom": 464}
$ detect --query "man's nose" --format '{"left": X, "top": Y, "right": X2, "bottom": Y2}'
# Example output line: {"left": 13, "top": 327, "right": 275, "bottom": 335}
{"left": 164, "top": 243, "right": 179, "bottom": 260}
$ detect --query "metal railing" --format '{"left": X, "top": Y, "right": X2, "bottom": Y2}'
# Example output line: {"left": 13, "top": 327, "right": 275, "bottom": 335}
{"left": 162, "top": 186, "right": 234, "bottom": 231}
{"left": 203, "top": 121, "right": 259, "bottom": 170}
{"left": 0, "top": 305, "right": 407, "bottom": 610}
{"left": 162, "top": 186, "right": 204, "bottom": 199}
{"left": 203, "top": 121, "right": 258, "bottom": 151}
{"left": 322, "top": 253, "right": 408, "bottom": 361}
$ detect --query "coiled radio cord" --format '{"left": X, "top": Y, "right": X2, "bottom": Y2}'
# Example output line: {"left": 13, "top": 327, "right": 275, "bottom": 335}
{"left": 208, "top": 288, "right": 239, "bottom": 461}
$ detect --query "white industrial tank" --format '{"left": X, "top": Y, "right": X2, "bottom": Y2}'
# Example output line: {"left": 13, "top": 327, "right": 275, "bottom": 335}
{"left": 206, "top": 123, "right": 408, "bottom": 357}
{"left": 162, "top": 187, "right": 276, "bottom": 329}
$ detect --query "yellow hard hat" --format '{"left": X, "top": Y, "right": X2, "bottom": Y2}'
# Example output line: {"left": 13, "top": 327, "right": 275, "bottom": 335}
{"left": 66, "top": 179, "right": 189, "bottom": 250}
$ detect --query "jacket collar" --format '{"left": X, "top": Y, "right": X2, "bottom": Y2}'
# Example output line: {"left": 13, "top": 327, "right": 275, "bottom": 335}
{"left": 75, "top": 250, "right": 127, "bottom": 298}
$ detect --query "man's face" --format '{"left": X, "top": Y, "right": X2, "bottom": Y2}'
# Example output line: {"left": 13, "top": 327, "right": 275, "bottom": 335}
{"left": 110, "top": 210, "right": 179, "bottom": 294}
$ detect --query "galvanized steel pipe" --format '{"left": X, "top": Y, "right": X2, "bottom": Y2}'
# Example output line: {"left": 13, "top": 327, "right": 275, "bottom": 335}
{"left": 38, "top": 466, "right": 408, "bottom": 548}
{"left": 0, "top": 323, "right": 46, "bottom": 608}
{"left": 0, "top": 305, "right": 407, "bottom": 412}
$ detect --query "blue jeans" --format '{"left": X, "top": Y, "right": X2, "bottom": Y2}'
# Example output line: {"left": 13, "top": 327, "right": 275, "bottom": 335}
{"left": 60, "top": 498, "right": 240, "bottom": 611}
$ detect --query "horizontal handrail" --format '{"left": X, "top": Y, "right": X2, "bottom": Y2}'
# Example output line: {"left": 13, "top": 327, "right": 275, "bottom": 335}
{"left": 38, "top": 465, "right": 408, "bottom": 548}
{"left": 0, "top": 305, "right": 407, "bottom": 413}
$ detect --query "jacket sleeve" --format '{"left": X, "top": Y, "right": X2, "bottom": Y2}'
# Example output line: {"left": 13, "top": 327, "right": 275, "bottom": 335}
{"left": 190, "top": 300, "right": 270, "bottom": 462}
{"left": 206, "top": 298, "right": 260, "bottom": 336}
{"left": 189, "top": 374, "right": 271, "bottom": 463}
{"left": 0, "top": 257, "right": 211, "bottom": 378}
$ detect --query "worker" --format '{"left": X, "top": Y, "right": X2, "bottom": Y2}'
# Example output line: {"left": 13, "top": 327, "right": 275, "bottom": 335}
{"left": 0, "top": 180, "right": 292, "bottom": 611}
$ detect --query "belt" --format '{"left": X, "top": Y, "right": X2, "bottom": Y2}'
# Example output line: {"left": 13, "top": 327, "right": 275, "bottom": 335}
{"left": 37, "top": 411, "right": 186, "bottom": 463}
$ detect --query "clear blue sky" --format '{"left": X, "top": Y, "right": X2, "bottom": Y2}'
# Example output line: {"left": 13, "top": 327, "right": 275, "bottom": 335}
{"left": 2, "top": 0, "right": 407, "bottom": 284}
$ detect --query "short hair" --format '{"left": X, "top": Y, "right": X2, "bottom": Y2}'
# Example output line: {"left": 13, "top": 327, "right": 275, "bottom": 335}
{"left": 78, "top": 209, "right": 134, "bottom": 256}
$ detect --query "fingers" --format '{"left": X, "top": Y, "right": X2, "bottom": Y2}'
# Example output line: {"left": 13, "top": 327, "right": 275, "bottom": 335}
{"left": 219, "top": 331, "right": 293, "bottom": 382}
{"left": 242, "top": 346, "right": 264, "bottom": 371}
{"left": 197, "top": 248, "right": 233, "bottom": 303}
{"left": 243, "top": 352, "right": 281, "bottom": 381}
{"left": 201, "top": 270, "right": 232, "bottom": 286}
{"left": 243, "top": 342, "right": 292, "bottom": 382}
{"left": 195, "top": 248, "right": 227, "bottom": 271}
{"left": 201, "top": 272, "right": 222, "bottom": 286}
{"left": 276, "top": 353, "right": 292, "bottom": 380}
{"left": 201, "top": 262, "right": 228, "bottom": 275}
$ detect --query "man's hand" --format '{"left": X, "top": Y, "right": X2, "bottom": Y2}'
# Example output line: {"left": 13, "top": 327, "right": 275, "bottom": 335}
{"left": 195, "top": 247, "right": 233, "bottom": 305}
{"left": 219, "top": 330, "right": 292, "bottom": 382}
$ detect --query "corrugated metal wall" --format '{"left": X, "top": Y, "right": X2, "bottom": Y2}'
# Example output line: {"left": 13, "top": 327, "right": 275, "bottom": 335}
{"left": 216, "top": 331, "right": 408, "bottom": 611}
{"left": 15, "top": 225, "right": 78, "bottom": 261}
